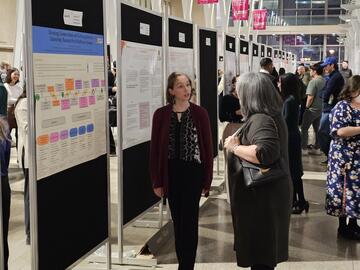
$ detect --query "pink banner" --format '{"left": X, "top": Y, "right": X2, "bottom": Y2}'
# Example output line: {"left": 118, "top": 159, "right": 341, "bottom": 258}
{"left": 232, "top": 0, "right": 249, "bottom": 21}
{"left": 197, "top": 0, "right": 218, "bottom": 4}
{"left": 253, "top": 9, "right": 267, "bottom": 30}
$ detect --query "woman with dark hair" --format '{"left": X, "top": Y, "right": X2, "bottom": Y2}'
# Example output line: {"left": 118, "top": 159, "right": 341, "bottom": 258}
{"left": 224, "top": 72, "right": 292, "bottom": 270}
{"left": 280, "top": 73, "right": 309, "bottom": 214}
{"left": 326, "top": 75, "right": 360, "bottom": 240}
{"left": 4, "top": 68, "right": 22, "bottom": 143}
{"left": 150, "top": 72, "right": 213, "bottom": 270}
{"left": 0, "top": 118, "right": 11, "bottom": 270}
{"left": 14, "top": 87, "right": 30, "bottom": 244}
{"left": 278, "top": 67, "right": 286, "bottom": 77}
{"left": 219, "top": 76, "right": 242, "bottom": 123}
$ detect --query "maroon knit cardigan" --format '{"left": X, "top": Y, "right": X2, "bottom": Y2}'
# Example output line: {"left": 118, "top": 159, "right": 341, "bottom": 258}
{"left": 149, "top": 102, "right": 213, "bottom": 196}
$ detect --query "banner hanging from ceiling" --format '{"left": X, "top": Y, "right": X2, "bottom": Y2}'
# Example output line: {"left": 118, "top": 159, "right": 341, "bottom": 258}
{"left": 197, "top": 0, "right": 218, "bottom": 4}
{"left": 232, "top": 0, "right": 249, "bottom": 20}
{"left": 253, "top": 9, "right": 267, "bottom": 30}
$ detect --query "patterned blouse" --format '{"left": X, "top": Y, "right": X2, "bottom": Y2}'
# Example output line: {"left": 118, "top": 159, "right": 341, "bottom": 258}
{"left": 168, "top": 108, "right": 201, "bottom": 163}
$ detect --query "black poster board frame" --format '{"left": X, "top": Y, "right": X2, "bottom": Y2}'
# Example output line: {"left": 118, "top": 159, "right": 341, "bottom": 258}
{"left": 198, "top": 27, "right": 218, "bottom": 158}
{"left": 119, "top": 2, "right": 162, "bottom": 226}
{"left": 26, "top": 0, "right": 109, "bottom": 269}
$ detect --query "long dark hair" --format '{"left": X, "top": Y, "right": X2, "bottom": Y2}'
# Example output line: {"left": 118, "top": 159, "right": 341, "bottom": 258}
{"left": 339, "top": 75, "right": 360, "bottom": 102}
{"left": 279, "top": 73, "right": 301, "bottom": 103}
{"left": 5, "top": 68, "right": 20, "bottom": 84}
{"left": 166, "top": 72, "right": 192, "bottom": 104}
{"left": 237, "top": 72, "right": 283, "bottom": 119}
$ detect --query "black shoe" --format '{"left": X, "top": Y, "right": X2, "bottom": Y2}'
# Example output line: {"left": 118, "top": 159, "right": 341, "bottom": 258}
{"left": 338, "top": 226, "right": 360, "bottom": 240}
{"left": 292, "top": 201, "right": 309, "bottom": 215}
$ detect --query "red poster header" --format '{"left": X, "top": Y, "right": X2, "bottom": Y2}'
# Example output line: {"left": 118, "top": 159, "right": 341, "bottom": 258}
{"left": 253, "top": 9, "right": 267, "bottom": 30}
{"left": 232, "top": 0, "right": 249, "bottom": 21}
{"left": 197, "top": 0, "right": 218, "bottom": 4}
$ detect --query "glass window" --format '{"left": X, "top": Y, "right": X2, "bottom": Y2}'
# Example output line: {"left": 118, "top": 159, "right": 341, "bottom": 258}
{"left": 268, "top": 35, "right": 280, "bottom": 46}
{"left": 328, "top": 9, "right": 342, "bottom": 15}
{"left": 328, "top": 0, "right": 341, "bottom": 8}
{"left": 312, "top": 9, "right": 325, "bottom": 16}
{"left": 296, "top": 35, "right": 310, "bottom": 45}
{"left": 283, "top": 0, "right": 296, "bottom": 9}
{"left": 297, "top": 1, "right": 311, "bottom": 8}
{"left": 326, "top": 46, "right": 339, "bottom": 58}
{"left": 283, "top": 46, "right": 302, "bottom": 61}
{"left": 311, "top": 35, "right": 324, "bottom": 45}
{"left": 283, "top": 10, "right": 296, "bottom": 16}
{"left": 258, "top": 36, "right": 267, "bottom": 44}
{"left": 297, "top": 10, "right": 311, "bottom": 16}
{"left": 326, "top": 34, "right": 339, "bottom": 45}
{"left": 303, "top": 47, "right": 321, "bottom": 61}
{"left": 283, "top": 35, "right": 296, "bottom": 46}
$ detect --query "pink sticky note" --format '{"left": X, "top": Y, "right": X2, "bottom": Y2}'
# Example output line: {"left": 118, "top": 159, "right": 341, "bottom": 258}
{"left": 101, "top": 80, "right": 105, "bottom": 87}
{"left": 61, "top": 99, "right": 70, "bottom": 110}
{"left": 89, "top": 96, "right": 96, "bottom": 105}
{"left": 50, "top": 132, "right": 59, "bottom": 143}
{"left": 79, "top": 97, "right": 88, "bottom": 108}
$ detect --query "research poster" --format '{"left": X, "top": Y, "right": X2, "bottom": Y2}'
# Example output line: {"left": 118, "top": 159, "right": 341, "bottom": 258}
{"left": 121, "top": 41, "right": 163, "bottom": 149}
{"left": 224, "top": 50, "right": 236, "bottom": 94}
{"left": 252, "top": 44, "right": 260, "bottom": 72}
{"left": 168, "top": 46, "right": 194, "bottom": 80}
{"left": 32, "top": 26, "right": 106, "bottom": 180}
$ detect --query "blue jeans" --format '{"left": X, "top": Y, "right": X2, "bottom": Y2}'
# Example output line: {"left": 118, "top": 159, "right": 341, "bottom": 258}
{"left": 318, "top": 112, "right": 331, "bottom": 156}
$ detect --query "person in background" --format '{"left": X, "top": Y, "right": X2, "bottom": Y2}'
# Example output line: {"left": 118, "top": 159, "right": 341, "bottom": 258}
{"left": 340, "top": 60, "right": 352, "bottom": 82}
{"left": 0, "top": 118, "right": 11, "bottom": 270}
{"left": 297, "top": 65, "right": 311, "bottom": 125}
{"left": 326, "top": 75, "right": 360, "bottom": 240}
{"left": 108, "top": 61, "right": 116, "bottom": 155}
{"left": 0, "top": 61, "right": 11, "bottom": 83}
{"left": 279, "top": 73, "right": 308, "bottom": 214}
{"left": 259, "top": 57, "right": 279, "bottom": 92}
{"left": 150, "top": 72, "right": 213, "bottom": 270}
{"left": 0, "top": 78, "right": 7, "bottom": 117}
{"left": 4, "top": 68, "right": 23, "bottom": 145}
{"left": 300, "top": 62, "right": 325, "bottom": 155}
{"left": 219, "top": 76, "right": 242, "bottom": 123}
{"left": 318, "top": 56, "right": 345, "bottom": 165}
{"left": 224, "top": 72, "right": 292, "bottom": 270}
{"left": 14, "top": 87, "right": 30, "bottom": 245}
{"left": 279, "top": 67, "right": 286, "bottom": 77}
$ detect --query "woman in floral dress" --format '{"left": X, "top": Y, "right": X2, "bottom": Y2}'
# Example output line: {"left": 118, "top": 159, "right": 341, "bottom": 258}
{"left": 326, "top": 75, "right": 360, "bottom": 240}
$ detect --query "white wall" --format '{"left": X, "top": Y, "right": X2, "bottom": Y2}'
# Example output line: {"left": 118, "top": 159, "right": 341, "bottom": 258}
{"left": 0, "top": 0, "right": 17, "bottom": 65}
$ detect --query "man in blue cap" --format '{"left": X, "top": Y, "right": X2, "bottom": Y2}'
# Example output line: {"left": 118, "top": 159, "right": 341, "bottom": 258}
{"left": 318, "top": 56, "right": 344, "bottom": 164}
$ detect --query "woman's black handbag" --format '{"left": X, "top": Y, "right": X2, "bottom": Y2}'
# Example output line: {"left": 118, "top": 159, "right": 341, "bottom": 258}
{"left": 228, "top": 115, "right": 287, "bottom": 188}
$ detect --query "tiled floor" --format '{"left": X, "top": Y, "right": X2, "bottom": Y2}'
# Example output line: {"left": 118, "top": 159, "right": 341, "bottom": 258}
{"left": 4, "top": 135, "right": 360, "bottom": 270}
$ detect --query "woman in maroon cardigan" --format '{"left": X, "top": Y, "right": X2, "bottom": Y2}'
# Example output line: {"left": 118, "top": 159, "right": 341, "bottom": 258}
{"left": 150, "top": 72, "right": 213, "bottom": 270}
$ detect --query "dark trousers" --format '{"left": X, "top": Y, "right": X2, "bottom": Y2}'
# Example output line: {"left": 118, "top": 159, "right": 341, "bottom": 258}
{"left": 318, "top": 112, "right": 331, "bottom": 156}
{"left": 1, "top": 175, "right": 10, "bottom": 270}
{"left": 168, "top": 160, "right": 203, "bottom": 270}
{"left": 21, "top": 147, "right": 30, "bottom": 237}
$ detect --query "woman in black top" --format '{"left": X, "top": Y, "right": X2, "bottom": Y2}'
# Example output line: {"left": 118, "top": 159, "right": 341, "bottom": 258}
{"left": 219, "top": 76, "right": 242, "bottom": 123}
{"left": 279, "top": 73, "right": 309, "bottom": 214}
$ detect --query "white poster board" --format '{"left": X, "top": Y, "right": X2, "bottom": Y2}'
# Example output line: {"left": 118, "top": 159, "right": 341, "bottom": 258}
{"left": 167, "top": 46, "right": 194, "bottom": 80}
{"left": 251, "top": 43, "right": 260, "bottom": 72}
{"left": 32, "top": 26, "right": 106, "bottom": 180}
{"left": 121, "top": 41, "right": 163, "bottom": 149}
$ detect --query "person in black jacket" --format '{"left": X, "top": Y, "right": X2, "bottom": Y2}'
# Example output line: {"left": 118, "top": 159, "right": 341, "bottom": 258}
{"left": 318, "top": 56, "right": 344, "bottom": 164}
{"left": 259, "top": 58, "right": 279, "bottom": 92}
{"left": 219, "top": 76, "right": 242, "bottom": 123}
{"left": 280, "top": 73, "right": 309, "bottom": 214}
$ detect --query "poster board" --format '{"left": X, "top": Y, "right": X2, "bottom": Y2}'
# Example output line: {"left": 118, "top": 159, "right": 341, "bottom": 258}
{"left": 273, "top": 49, "right": 280, "bottom": 71}
{"left": 239, "top": 39, "right": 249, "bottom": 75}
{"left": 251, "top": 42, "right": 260, "bottom": 72}
{"left": 266, "top": 46, "right": 273, "bottom": 59}
{"left": 119, "top": 2, "right": 162, "bottom": 225}
{"left": 167, "top": 17, "right": 194, "bottom": 80}
{"left": 260, "top": 44, "right": 265, "bottom": 59}
{"left": 224, "top": 34, "right": 236, "bottom": 95}
{"left": 198, "top": 27, "right": 218, "bottom": 158}
{"left": 26, "top": 0, "right": 109, "bottom": 269}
